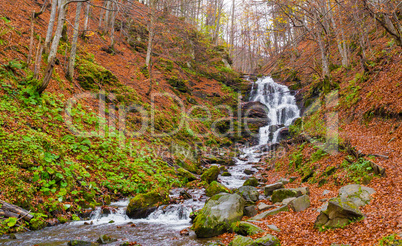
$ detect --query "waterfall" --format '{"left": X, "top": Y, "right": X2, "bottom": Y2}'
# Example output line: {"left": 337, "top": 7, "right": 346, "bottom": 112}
{"left": 250, "top": 77, "right": 300, "bottom": 145}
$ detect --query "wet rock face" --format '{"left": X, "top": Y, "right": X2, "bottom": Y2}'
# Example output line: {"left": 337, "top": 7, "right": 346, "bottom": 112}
{"left": 241, "top": 101, "right": 270, "bottom": 119}
{"left": 314, "top": 184, "right": 375, "bottom": 229}
{"left": 192, "top": 193, "right": 245, "bottom": 238}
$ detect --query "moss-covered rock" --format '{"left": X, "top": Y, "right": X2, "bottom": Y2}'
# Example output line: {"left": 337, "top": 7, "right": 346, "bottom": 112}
{"left": 201, "top": 166, "right": 220, "bottom": 184}
{"left": 221, "top": 172, "right": 232, "bottom": 177}
{"left": 338, "top": 184, "right": 375, "bottom": 207}
{"left": 314, "top": 197, "right": 364, "bottom": 229}
{"left": 96, "top": 235, "right": 117, "bottom": 244}
{"left": 243, "top": 177, "right": 259, "bottom": 187}
{"left": 76, "top": 58, "right": 119, "bottom": 90}
{"left": 253, "top": 234, "right": 280, "bottom": 246}
{"left": 232, "top": 221, "right": 265, "bottom": 236}
{"left": 68, "top": 240, "right": 99, "bottom": 246}
{"left": 192, "top": 193, "right": 245, "bottom": 238}
{"left": 177, "top": 168, "right": 197, "bottom": 182}
{"left": 205, "top": 181, "right": 231, "bottom": 197}
{"left": 271, "top": 188, "right": 303, "bottom": 204}
{"left": 126, "top": 189, "right": 170, "bottom": 219}
{"left": 229, "top": 235, "right": 254, "bottom": 246}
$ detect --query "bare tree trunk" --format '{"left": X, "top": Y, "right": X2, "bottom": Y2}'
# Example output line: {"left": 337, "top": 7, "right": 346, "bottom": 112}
{"left": 99, "top": 0, "right": 106, "bottom": 29}
{"left": 67, "top": 2, "right": 82, "bottom": 80}
{"left": 230, "top": 0, "right": 235, "bottom": 56}
{"left": 39, "top": 0, "right": 67, "bottom": 94}
{"left": 45, "top": 0, "right": 58, "bottom": 52}
{"left": 146, "top": 0, "right": 157, "bottom": 96}
{"left": 83, "top": 1, "right": 91, "bottom": 32}
{"left": 27, "top": 11, "right": 35, "bottom": 65}
{"left": 34, "top": 37, "right": 43, "bottom": 79}
{"left": 104, "top": 1, "right": 111, "bottom": 31}
{"left": 317, "top": 30, "right": 329, "bottom": 78}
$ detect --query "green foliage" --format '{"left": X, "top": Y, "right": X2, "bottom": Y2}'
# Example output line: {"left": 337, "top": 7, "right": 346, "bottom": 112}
{"left": 341, "top": 157, "right": 374, "bottom": 183}
{"left": 342, "top": 73, "right": 365, "bottom": 108}
{"left": 76, "top": 57, "right": 119, "bottom": 90}
{"left": 378, "top": 234, "right": 399, "bottom": 246}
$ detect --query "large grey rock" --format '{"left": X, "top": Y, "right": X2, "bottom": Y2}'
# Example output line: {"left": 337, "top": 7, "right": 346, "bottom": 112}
{"left": 314, "top": 197, "right": 364, "bottom": 229}
{"left": 237, "top": 186, "right": 260, "bottom": 204}
{"left": 264, "top": 183, "right": 284, "bottom": 196}
{"left": 192, "top": 193, "right": 245, "bottom": 238}
{"left": 249, "top": 205, "right": 289, "bottom": 221}
{"left": 338, "top": 184, "right": 375, "bottom": 207}
{"left": 271, "top": 188, "right": 308, "bottom": 203}
{"left": 289, "top": 195, "right": 310, "bottom": 212}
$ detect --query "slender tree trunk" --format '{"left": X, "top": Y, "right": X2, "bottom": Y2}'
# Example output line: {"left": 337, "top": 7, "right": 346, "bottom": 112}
{"left": 84, "top": 1, "right": 91, "bottom": 32}
{"left": 34, "top": 37, "right": 43, "bottom": 79}
{"left": 67, "top": 2, "right": 82, "bottom": 80}
{"left": 27, "top": 11, "right": 35, "bottom": 65}
{"left": 146, "top": 0, "right": 157, "bottom": 96}
{"left": 104, "top": 1, "right": 111, "bottom": 31}
{"left": 45, "top": 0, "right": 58, "bottom": 52}
{"left": 39, "top": 0, "right": 67, "bottom": 94}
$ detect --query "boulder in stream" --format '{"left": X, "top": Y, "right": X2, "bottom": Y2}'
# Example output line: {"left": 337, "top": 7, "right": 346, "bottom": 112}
{"left": 205, "top": 181, "right": 231, "bottom": 197}
{"left": 201, "top": 166, "right": 220, "bottom": 184}
{"left": 192, "top": 193, "right": 245, "bottom": 238}
{"left": 68, "top": 240, "right": 99, "bottom": 246}
{"left": 126, "top": 189, "right": 170, "bottom": 219}
{"left": 243, "top": 177, "right": 259, "bottom": 187}
{"left": 96, "top": 235, "right": 117, "bottom": 244}
{"left": 177, "top": 168, "right": 197, "bottom": 182}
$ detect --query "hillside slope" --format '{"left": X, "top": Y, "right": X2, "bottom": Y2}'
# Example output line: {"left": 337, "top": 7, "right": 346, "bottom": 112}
{"left": 0, "top": 0, "right": 244, "bottom": 232}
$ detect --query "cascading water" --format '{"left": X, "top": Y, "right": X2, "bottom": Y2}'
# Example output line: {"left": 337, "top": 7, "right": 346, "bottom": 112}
{"left": 251, "top": 77, "right": 300, "bottom": 145}
{"left": 0, "top": 77, "right": 300, "bottom": 246}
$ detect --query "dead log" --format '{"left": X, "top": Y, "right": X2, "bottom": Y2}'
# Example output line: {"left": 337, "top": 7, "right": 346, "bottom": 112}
{"left": 0, "top": 200, "right": 33, "bottom": 221}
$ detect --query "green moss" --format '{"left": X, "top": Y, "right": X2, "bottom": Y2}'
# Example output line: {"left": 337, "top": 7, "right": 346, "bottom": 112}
{"left": 201, "top": 166, "right": 220, "bottom": 184}
{"left": 205, "top": 181, "right": 231, "bottom": 197}
{"left": 76, "top": 58, "right": 119, "bottom": 90}
{"left": 177, "top": 168, "right": 197, "bottom": 182}
{"left": 271, "top": 189, "right": 300, "bottom": 203}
